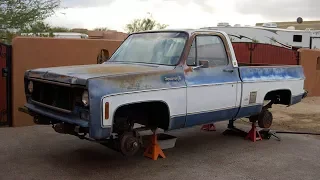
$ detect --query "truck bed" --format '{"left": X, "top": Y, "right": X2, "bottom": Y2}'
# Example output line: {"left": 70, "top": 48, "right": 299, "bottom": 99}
{"left": 238, "top": 65, "right": 305, "bottom": 82}
{"left": 237, "top": 64, "right": 305, "bottom": 110}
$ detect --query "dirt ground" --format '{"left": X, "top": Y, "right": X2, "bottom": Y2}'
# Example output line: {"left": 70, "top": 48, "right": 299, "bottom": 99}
{"left": 1, "top": 122, "right": 320, "bottom": 180}
{"left": 237, "top": 97, "right": 320, "bottom": 134}
{"left": 266, "top": 97, "right": 320, "bottom": 133}
{"left": 0, "top": 97, "right": 320, "bottom": 180}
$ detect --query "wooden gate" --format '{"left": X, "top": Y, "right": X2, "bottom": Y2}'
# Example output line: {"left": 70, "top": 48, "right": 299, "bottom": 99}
{"left": 0, "top": 43, "right": 12, "bottom": 126}
{"left": 232, "top": 42, "right": 300, "bottom": 65}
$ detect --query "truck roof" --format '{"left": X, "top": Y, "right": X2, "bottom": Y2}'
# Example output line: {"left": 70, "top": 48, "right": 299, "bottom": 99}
{"left": 130, "top": 29, "right": 227, "bottom": 36}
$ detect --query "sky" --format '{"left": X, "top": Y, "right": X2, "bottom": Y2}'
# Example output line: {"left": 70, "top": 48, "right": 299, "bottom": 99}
{"left": 45, "top": 0, "right": 319, "bottom": 32}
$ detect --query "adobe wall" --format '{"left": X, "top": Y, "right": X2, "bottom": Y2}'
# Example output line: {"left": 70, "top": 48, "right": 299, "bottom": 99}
{"left": 298, "top": 48, "right": 320, "bottom": 97}
{"left": 12, "top": 37, "right": 122, "bottom": 126}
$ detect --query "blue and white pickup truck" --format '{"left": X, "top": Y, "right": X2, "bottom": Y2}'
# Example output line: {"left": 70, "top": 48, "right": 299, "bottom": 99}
{"left": 23, "top": 29, "right": 307, "bottom": 155}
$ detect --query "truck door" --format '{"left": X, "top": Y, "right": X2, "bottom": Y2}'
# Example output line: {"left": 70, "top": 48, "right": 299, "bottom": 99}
{"left": 184, "top": 34, "right": 240, "bottom": 127}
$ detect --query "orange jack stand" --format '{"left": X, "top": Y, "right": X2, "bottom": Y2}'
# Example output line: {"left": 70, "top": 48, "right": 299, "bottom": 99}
{"left": 201, "top": 123, "right": 216, "bottom": 131}
{"left": 144, "top": 132, "right": 166, "bottom": 160}
{"left": 245, "top": 122, "right": 262, "bottom": 142}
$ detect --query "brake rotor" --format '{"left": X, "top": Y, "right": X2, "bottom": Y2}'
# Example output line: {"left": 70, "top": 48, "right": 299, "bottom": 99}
{"left": 120, "top": 132, "right": 141, "bottom": 156}
{"left": 258, "top": 110, "right": 273, "bottom": 128}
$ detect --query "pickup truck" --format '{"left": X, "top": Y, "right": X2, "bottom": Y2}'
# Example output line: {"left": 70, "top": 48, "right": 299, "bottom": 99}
{"left": 23, "top": 29, "right": 307, "bottom": 155}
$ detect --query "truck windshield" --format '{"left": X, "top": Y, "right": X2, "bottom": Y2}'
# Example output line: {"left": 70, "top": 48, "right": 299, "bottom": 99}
{"left": 108, "top": 32, "right": 188, "bottom": 66}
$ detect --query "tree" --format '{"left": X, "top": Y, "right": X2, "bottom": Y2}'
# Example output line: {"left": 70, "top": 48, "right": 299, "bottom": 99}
{"left": 70, "top": 28, "right": 89, "bottom": 34}
{"left": 93, "top": 27, "right": 109, "bottom": 31}
{"left": 21, "top": 21, "right": 52, "bottom": 34}
{"left": 19, "top": 21, "right": 71, "bottom": 37}
{"left": 125, "top": 13, "right": 168, "bottom": 33}
{"left": 50, "top": 26, "right": 70, "bottom": 32}
{"left": 0, "top": 0, "right": 61, "bottom": 42}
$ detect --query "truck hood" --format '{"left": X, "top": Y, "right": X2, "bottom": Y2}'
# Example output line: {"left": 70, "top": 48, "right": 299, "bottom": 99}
{"left": 27, "top": 63, "right": 175, "bottom": 85}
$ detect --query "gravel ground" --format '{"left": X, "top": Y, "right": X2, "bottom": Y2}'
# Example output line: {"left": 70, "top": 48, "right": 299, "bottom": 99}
{"left": 270, "top": 97, "right": 320, "bottom": 133}
{"left": 0, "top": 121, "right": 320, "bottom": 180}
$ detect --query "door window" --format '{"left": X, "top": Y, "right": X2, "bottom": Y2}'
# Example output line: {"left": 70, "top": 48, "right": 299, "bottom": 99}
{"left": 187, "top": 35, "right": 228, "bottom": 67}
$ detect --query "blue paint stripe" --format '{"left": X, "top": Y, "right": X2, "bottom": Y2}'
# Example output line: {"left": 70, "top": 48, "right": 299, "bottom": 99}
{"left": 185, "top": 66, "right": 241, "bottom": 86}
{"left": 239, "top": 66, "right": 305, "bottom": 82}
{"left": 185, "top": 107, "right": 239, "bottom": 127}
{"left": 169, "top": 104, "right": 263, "bottom": 130}
{"left": 235, "top": 104, "right": 263, "bottom": 118}
{"left": 169, "top": 116, "right": 186, "bottom": 130}
{"left": 291, "top": 93, "right": 304, "bottom": 105}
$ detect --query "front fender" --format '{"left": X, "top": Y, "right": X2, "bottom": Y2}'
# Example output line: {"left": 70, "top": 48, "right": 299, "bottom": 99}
{"left": 87, "top": 68, "right": 187, "bottom": 139}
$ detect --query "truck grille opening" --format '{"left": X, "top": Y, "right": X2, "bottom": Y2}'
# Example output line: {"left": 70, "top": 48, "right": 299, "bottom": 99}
{"left": 31, "top": 81, "right": 83, "bottom": 112}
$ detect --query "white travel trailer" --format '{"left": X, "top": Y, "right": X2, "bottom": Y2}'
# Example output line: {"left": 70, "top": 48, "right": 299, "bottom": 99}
{"left": 20, "top": 32, "right": 88, "bottom": 39}
{"left": 201, "top": 26, "right": 320, "bottom": 49}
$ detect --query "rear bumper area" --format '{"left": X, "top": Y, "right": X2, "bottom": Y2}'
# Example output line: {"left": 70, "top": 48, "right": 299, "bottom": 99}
{"left": 302, "top": 90, "right": 308, "bottom": 99}
{"left": 25, "top": 103, "right": 89, "bottom": 127}
{"left": 290, "top": 91, "right": 308, "bottom": 106}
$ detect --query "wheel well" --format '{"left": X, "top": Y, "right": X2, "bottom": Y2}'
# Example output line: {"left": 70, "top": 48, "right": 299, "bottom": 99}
{"left": 264, "top": 89, "right": 291, "bottom": 105}
{"left": 112, "top": 101, "right": 170, "bottom": 133}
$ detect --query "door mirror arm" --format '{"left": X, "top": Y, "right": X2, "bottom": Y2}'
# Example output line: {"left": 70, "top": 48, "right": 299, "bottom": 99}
{"left": 192, "top": 60, "right": 209, "bottom": 70}
{"left": 192, "top": 64, "right": 203, "bottom": 70}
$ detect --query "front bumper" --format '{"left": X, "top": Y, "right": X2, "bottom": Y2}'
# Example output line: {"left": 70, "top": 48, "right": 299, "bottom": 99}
{"left": 24, "top": 102, "right": 112, "bottom": 140}
{"left": 25, "top": 103, "right": 89, "bottom": 127}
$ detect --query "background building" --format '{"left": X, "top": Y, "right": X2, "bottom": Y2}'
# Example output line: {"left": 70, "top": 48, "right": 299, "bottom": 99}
{"left": 256, "top": 20, "right": 320, "bottom": 30}
{"left": 87, "top": 30, "right": 128, "bottom": 40}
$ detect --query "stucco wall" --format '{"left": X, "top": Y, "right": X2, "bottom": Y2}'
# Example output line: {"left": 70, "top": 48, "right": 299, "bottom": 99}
{"left": 298, "top": 48, "right": 320, "bottom": 96}
{"left": 12, "top": 37, "right": 122, "bottom": 126}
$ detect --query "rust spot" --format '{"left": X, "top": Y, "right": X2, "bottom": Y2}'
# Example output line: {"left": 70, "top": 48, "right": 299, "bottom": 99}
{"left": 184, "top": 66, "right": 193, "bottom": 75}
{"left": 107, "top": 69, "right": 174, "bottom": 90}
{"left": 83, "top": 65, "right": 154, "bottom": 74}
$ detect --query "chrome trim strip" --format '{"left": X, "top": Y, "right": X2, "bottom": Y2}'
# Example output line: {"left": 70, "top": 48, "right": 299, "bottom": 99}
{"left": 101, "top": 86, "right": 186, "bottom": 99}
{"left": 240, "top": 103, "right": 263, "bottom": 108}
{"left": 242, "top": 78, "right": 305, "bottom": 83}
{"left": 170, "top": 114, "right": 186, "bottom": 118}
{"left": 187, "top": 106, "right": 238, "bottom": 116}
{"left": 188, "top": 81, "right": 240, "bottom": 87}
{"left": 239, "top": 65, "right": 303, "bottom": 68}
{"left": 31, "top": 100, "right": 72, "bottom": 113}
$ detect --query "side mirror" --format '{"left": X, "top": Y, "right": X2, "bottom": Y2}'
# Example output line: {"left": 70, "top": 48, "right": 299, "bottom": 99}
{"left": 97, "top": 49, "right": 110, "bottom": 64}
{"left": 199, "top": 60, "right": 209, "bottom": 68}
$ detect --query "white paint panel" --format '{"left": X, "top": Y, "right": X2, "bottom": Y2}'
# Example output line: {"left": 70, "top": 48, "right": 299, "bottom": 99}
{"left": 187, "top": 83, "right": 238, "bottom": 113}
{"left": 101, "top": 88, "right": 187, "bottom": 127}
{"left": 241, "top": 79, "right": 304, "bottom": 106}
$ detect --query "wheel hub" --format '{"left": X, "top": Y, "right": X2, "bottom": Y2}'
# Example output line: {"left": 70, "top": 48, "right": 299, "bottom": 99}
{"left": 120, "top": 132, "right": 141, "bottom": 156}
{"left": 258, "top": 110, "right": 273, "bottom": 128}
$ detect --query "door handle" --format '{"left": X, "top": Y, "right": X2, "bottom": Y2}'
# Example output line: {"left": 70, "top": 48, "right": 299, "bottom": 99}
{"left": 223, "top": 68, "right": 234, "bottom": 73}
